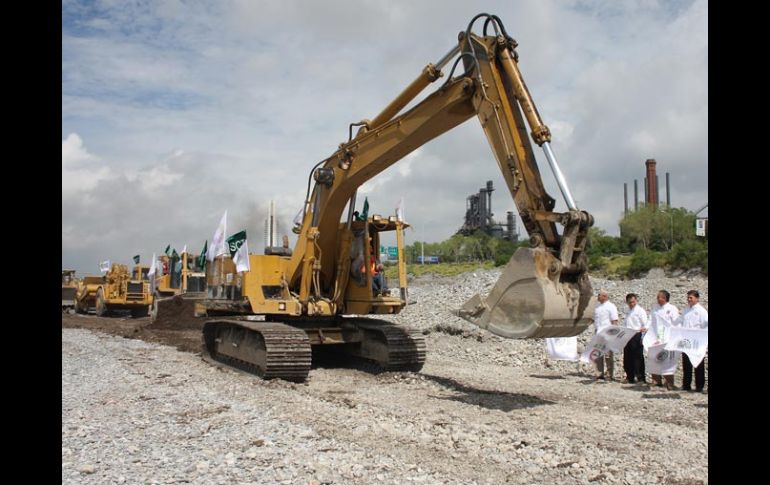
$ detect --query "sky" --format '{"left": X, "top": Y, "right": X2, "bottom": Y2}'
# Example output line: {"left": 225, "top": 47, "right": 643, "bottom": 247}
{"left": 62, "top": 0, "right": 708, "bottom": 274}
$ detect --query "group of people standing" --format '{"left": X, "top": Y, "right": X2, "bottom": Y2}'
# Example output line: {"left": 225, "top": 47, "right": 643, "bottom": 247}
{"left": 592, "top": 288, "right": 708, "bottom": 392}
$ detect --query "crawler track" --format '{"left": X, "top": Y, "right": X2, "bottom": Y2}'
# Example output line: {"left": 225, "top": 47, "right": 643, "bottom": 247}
{"left": 202, "top": 320, "right": 312, "bottom": 382}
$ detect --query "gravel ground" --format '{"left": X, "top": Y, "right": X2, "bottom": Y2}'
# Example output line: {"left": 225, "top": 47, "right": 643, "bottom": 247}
{"left": 62, "top": 268, "right": 707, "bottom": 485}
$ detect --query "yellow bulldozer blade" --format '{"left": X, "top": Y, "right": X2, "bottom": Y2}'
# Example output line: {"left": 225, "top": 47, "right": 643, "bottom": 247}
{"left": 149, "top": 292, "right": 207, "bottom": 329}
{"left": 458, "top": 247, "right": 595, "bottom": 339}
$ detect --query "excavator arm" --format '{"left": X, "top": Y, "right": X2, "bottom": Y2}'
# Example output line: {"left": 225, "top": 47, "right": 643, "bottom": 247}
{"left": 287, "top": 13, "right": 595, "bottom": 338}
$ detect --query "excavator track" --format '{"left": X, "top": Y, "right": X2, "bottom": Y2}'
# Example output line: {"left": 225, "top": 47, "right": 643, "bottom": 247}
{"left": 350, "top": 319, "right": 426, "bottom": 372}
{"left": 202, "top": 320, "right": 311, "bottom": 382}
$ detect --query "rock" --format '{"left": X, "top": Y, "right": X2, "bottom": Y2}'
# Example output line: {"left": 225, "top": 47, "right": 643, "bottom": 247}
{"left": 78, "top": 465, "right": 96, "bottom": 474}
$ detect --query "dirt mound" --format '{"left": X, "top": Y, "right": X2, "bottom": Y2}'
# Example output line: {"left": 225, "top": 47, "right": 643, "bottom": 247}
{"left": 150, "top": 294, "right": 205, "bottom": 330}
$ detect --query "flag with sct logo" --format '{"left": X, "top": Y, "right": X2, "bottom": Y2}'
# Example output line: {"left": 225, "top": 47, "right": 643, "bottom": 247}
{"left": 207, "top": 210, "right": 228, "bottom": 261}
{"left": 646, "top": 343, "right": 679, "bottom": 375}
{"left": 99, "top": 260, "right": 111, "bottom": 273}
{"left": 133, "top": 255, "right": 140, "bottom": 264}
{"left": 580, "top": 326, "right": 636, "bottom": 362}
{"left": 665, "top": 327, "right": 708, "bottom": 367}
{"left": 164, "top": 245, "right": 171, "bottom": 256}
{"left": 545, "top": 337, "right": 578, "bottom": 361}
{"left": 226, "top": 230, "right": 250, "bottom": 272}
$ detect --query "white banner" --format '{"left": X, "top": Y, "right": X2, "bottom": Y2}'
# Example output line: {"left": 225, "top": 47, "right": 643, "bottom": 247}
{"left": 643, "top": 323, "right": 671, "bottom": 349}
{"left": 99, "top": 260, "right": 111, "bottom": 273}
{"left": 580, "top": 326, "right": 636, "bottom": 362}
{"left": 665, "top": 327, "right": 708, "bottom": 367}
{"left": 646, "top": 343, "right": 679, "bottom": 375}
{"left": 545, "top": 337, "right": 578, "bottom": 361}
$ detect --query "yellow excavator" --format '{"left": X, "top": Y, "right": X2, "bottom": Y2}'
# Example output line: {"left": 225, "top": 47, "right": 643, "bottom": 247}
{"left": 200, "top": 13, "right": 595, "bottom": 381}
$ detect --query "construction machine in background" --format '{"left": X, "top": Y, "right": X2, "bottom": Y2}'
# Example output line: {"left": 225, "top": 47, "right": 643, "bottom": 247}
{"left": 62, "top": 269, "right": 79, "bottom": 313}
{"left": 149, "top": 251, "right": 208, "bottom": 328}
{"left": 75, "top": 263, "right": 153, "bottom": 318}
{"left": 200, "top": 13, "right": 595, "bottom": 382}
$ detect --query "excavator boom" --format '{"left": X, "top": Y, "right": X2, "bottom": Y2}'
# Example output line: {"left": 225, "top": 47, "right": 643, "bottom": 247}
{"left": 287, "top": 14, "right": 595, "bottom": 337}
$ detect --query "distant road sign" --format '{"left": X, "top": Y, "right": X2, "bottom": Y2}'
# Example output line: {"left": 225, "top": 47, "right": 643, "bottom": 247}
{"left": 387, "top": 246, "right": 399, "bottom": 258}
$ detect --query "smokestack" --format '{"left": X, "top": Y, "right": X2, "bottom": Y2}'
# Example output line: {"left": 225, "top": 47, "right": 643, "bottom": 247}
{"left": 645, "top": 159, "right": 658, "bottom": 207}
{"left": 666, "top": 172, "right": 671, "bottom": 207}
{"left": 486, "top": 180, "right": 494, "bottom": 222}
{"left": 623, "top": 183, "right": 628, "bottom": 215}
{"left": 634, "top": 179, "right": 639, "bottom": 211}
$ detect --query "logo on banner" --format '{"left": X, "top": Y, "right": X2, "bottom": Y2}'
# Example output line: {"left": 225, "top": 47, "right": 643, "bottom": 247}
{"left": 605, "top": 327, "right": 620, "bottom": 336}
{"left": 656, "top": 350, "right": 671, "bottom": 362}
{"left": 589, "top": 349, "right": 603, "bottom": 361}
{"left": 677, "top": 339, "right": 693, "bottom": 350}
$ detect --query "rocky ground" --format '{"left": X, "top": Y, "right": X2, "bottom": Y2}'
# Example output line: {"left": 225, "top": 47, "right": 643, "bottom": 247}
{"left": 62, "top": 268, "right": 708, "bottom": 485}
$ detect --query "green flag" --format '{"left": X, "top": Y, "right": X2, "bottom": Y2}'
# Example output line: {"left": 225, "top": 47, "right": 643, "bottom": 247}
{"left": 133, "top": 254, "right": 140, "bottom": 264}
{"left": 171, "top": 248, "right": 179, "bottom": 259}
{"left": 226, "top": 231, "right": 250, "bottom": 272}
{"left": 357, "top": 197, "right": 369, "bottom": 221}
{"left": 198, "top": 241, "right": 208, "bottom": 270}
{"left": 164, "top": 244, "right": 171, "bottom": 256}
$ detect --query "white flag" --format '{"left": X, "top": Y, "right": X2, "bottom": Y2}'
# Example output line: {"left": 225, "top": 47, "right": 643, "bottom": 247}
{"left": 646, "top": 343, "right": 679, "bottom": 375}
{"left": 665, "top": 327, "right": 708, "bottom": 367}
{"left": 580, "top": 326, "right": 637, "bottom": 362}
{"left": 182, "top": 245, "right": 187, "bottom": 255}
{"left": 227, "top": 230, "right": 250, "bottom": 272}
{"left": 234, "top": 239, "right": 250, "bottom": 272}
{"left": 147, "top": 252, "right": 157, "bottom": 292}
{"left": 99, "top": 260, "right": 111, "bottom": 273}
{"left": 207, "top": 210, "right": 228, "bottom": 261}
{"left": 546, "top": 337, "right": 578, "bottom": 361}
{"left": 396, "top": 197, "right": 405, "bottom": 222}
{"left": 148, "top": 253, "right": 157, "bottom": 277}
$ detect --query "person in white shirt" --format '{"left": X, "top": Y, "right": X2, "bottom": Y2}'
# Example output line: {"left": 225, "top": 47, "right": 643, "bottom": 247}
{"left": 675, "top": 290, "right": 708, "bottom": 392}
{"left": 622, "top": 293, "right": 648, "bottom": 384}
{"left": 592, "top": 290, "right": 619, "bottom": 381}
{"left": 647, "top": 290, "right": 680, "bottom": 390}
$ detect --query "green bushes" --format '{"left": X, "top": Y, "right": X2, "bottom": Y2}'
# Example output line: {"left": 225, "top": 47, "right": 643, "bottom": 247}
{"left": 627, "top": 248, "right": 668, "bottom": 277}
{"left": 670, "top": 240, "right": 708, "bottom": 274}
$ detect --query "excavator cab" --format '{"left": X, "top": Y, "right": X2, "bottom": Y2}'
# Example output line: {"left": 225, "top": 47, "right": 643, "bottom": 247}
{"left": 343, "top": 214, "right": 409, "bottom": 315}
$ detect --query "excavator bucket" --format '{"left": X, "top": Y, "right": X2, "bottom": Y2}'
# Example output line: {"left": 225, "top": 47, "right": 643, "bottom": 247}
{"left": 459, "top": 247, "right": 595, "bottom": 339}
{"left": 149, "top": 292, "right": 207, "bottom": 329}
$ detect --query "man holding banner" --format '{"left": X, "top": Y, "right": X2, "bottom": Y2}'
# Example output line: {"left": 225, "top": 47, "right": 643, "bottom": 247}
{"left": 591, "top": 290, "right": 619, "bottom": 381}
{"left": 674, "top": 290, "right": 708, "bottom": 392}
{"left": 645, "top": 290, "right": 680, "bottom": 390}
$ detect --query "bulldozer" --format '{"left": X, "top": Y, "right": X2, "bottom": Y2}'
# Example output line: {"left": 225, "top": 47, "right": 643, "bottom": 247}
{"left": 75, "top": 263, "right": 153, "bottom": 318}
{"left": 62, "top": 269, "right": 79, "bottom": 313}
{"left": 149, "top": 251, "right": 207, "bottom": 327}
{"left": 198, "top": 13, "right": 595, "bottom": 382}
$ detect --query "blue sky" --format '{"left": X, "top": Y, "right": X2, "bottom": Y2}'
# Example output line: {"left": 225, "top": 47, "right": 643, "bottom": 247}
{"left": 62, "top": 0, "right": 707, "bottom": 273}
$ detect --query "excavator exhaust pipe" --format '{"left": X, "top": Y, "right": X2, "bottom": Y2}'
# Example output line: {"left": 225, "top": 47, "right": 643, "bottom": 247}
{"left": 459, "top": 247, "right": 595, "bottom": 339}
